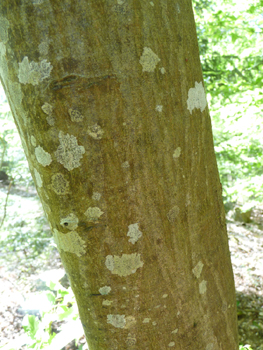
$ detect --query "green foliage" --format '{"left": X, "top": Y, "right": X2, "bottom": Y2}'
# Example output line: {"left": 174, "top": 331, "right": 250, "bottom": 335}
{"left": 193, "top": 0, "right": 263, "bottom": 205}
{"left": 21, "top": 280, "right": 80, "bottom": 350}
{"left": 239, "top": 345, "right": 254, "bottom": 350}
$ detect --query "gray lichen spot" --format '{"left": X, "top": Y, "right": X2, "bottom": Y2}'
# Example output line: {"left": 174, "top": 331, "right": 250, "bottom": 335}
{"left": 155, "top": 105, "right": 163, "bottom": 112}
{"left": 84, "top": 207, "right": 104, "bottom": 222}
{"left": 171, "top": 329, "right": 178, "bottom": 334}
{"left": 99, "top": 286, "right": 111, "bottom": 295}
{"left": 152, "top": 321, "right": 157, "bottom": 326}
{"left": 167, "top": 206, "right": 180, "bottom": 223}
{"left": 117, "top": 0, "right": 124, "bottom": 4}
{"left": 55, "top": 131, "right": 85, "bottom": 171}
{"left": 92, "top": 192, "right": 101, "bottom": 201}
{"left": 0, "top": 42, "right": 6, "bottom": 57}
{"left": 18, "top": 57, "right": 53, "bottom": 85}
{"left": 150, "top": 2, "right": 154, "bottom": 6}
{"left": 107, "top": 314, "right": 126, "bottom": 328}
{"left": 69, "top": 108, "right": 84, "bottom": 122}
{"left": 34, "top": 168, "right": 42, "bottom": 188}
{"left": 60, "top": 213, "right": 79, "bottom": 230}
{"left": 206, "top": 344, "right": 214, "bottom": 350}
{"left": 38, "top": 41, "right": 49, "bottom": 56}
{"left": 173, "top": 147, "right": 181, "bottom": 159}
{"left": 143, "top": 318, "right": 151, "bottom": 323}
{"left": 192, "top": 261, "right": 204, "bottom": 279}
{"left": 162, "top": 294, "right": 168, "bottom": 298}
{"left": 102, "top": 300, "right": 113, "bottom": 306}
{"left": 87, "top": 124, "right": 104, "bottom": 140}
{"left": 53, "top": 229, "right": 86, "bottom": 257}
{"left": 126, "top": 333, "right": 137, "bottom": 346}
{"left": 31, "top": 135, "right": 37, "bottom": 147}
{"left": 187, "top": 82, "right": 207, "bottom": 114}
{"left": 127, "top": 223, "right": 142, "bottom": 244}
{"left": 121, "top": 161, "right": 130, "bottom": 169}
{"left": 199, "top": 280, "right": 207, "bottom": 294}
{"left": 168, "top": 342, "right": 175, "bottom": 347}
{"left": 42, "top": 102, "right": 53, "bottom": 115}
{"left": 35, "top": 146, "right": 52, "bottom": 167}
{"left": 0, "top": 16, "right": 10, "bottom": 43}
{"left": 51, "top": 173, "right": 70, "bottom": 195}
{"left": 125, "top": 316, "right": 136, "bottom": 328}
{"left": 139, "top": 47, "right": 160, "bottom": 72}
{"left": 160, "top": 67, "right": 166, "bottom": 74}
{"left": 105, "top": 253, "right": 144, "bottom": 277}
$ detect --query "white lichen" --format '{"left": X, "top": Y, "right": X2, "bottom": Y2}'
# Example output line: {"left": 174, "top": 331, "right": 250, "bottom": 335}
{"left": 102, "top": 300, "right": 113, "bottom": 306}
{"left": 152, "top": 321, "right": 157, "bottom": 326}
{"left": 192, "top": 261, "right": 204, "bottom": 279}
{"left": 53, "top": 229, "right": 86, "bottom": 257}
{"left": 92, "top": 192, "right": 101, "bottom": 201}
{"left": 199, "top": 280, "right": 207, "bottom": 294}
{"left": 84, "top": 207, "right": 104, "bottom": 222}
{"left": 155, "top": 105, "right": 163, "bottom": 112}
{"left": 87, "top": 124, "right": 104, "bottom": 140}
{"left": 139, "top": 47, "right": 160, "bottom": 72}
{"left": 167, "top": 206, "right": 180, "bottom": 223}
{"left": 35, "top": 146, "right": 52, "bottom": 167}
{"left": 173, "top": 147, "right": 181, "bottom": 159}
{"left": 0, "top": 16, "right": 10, "bottom": 43}
{"left": 162, "top": 294, "right": 168, "bottom": 298}
{"left": 60, "top": 213, "right": 79, "bottom": 230}
{"left": 55, "top": 131, "right": 85, "bottom": 171}
{"left": 160, "top": 67, "right": 166, "bottom": 74}
{"left": 18, "top": 57, "right": 53, "bottom": 85}
{"left": 143, "top": 318, "right": 151, "bottom": 323}
{"left": 187, "top": 81, "right": 207, "bottom": 114}
{"left": 168, "top": 342, "right": 175, "bottom": 347}
{"left": 50, "top": 173, "right": 70, "bottom": 195}
{"left": 38, "top": 41, "right": 49, "bottom": 56}
{"left": 42, "top": 102, "right": 53, "bottom": 115}
{"left": 99, "top": 286, "right": 111, "bottom": 295}
{"left": 105, "top": 253, "right": 144, "bottom": 277}
{"left": 121, "top": 161, "right": 130, "bottom": 169}
{"left": 107, "top": 314, "right": 126, "bottom": 328}
{"left": 171, "top": 329, "right": 178, "bottom": 334}
{"left": 31, "top": 135, "right": 37, "bottom": 147}
{"left": 34, "top": 168, "right": 42, "bottom": 188}
{"left": 127, "top": 223, "right": 142, "bottom": 244}
{"left": 68, "top": 108, "right": 84, "bottom": 122}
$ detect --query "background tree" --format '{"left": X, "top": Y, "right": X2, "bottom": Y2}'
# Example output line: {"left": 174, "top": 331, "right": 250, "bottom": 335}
{"left": 0, "top": 1, "right": 238, "bottom": 349}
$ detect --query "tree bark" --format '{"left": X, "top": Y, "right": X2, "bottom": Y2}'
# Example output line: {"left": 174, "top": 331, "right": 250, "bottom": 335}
{"left": 0, "top": 1, "right": 238, "bottom": 349}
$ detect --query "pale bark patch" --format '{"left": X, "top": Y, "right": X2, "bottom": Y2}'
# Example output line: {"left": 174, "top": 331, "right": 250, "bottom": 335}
{"left": 206, "top": 344, "right": 214, "bottom": 350}
{"left": 107, "top": 314, "right": 126, "bottom": 328}
{"left": 192, "top": 261, "right": 204, "bottom": 279}
{"left": 84, "top": 207, "right": 104, "bottom": 222}
{"left": 127, "top": 223, "right": 142, "bottom": 244}
{"left": 105, "top": 253, "right": 143, "bottom": 277}
{"left": 139, "top": 47, "right": 160, "bottom": 72}
{"left": 34, "top": 168, "right": 42, "bottom": 188}
{"left": 60, "top": 213, "right": 79, "bottom": 230}
{"left": 53, "top": 229, "right": 86, "bottom": 257}
{"left": 18, "top": 57, "right": 53, "bottom": 85}
{"left": 50, "top": 173, "right": 70, "bottom": 195}
{"left": 55, "top": 131, "right": 85, "bottom": 171}
{"left": 187, "top": 81, "right": 207, "bottom": 114}
{"left": 199, "top": 280, "right": 207, "bottom": 294}
{"left": 99, "top": 286, "right": 111, "bottom": 295}
{"left": 35, "top": 146, "right": 52, "bottom": 167}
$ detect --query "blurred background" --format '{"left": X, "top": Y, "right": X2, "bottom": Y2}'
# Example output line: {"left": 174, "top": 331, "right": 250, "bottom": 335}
{"left": 0, "top": 0, "right": 263, "bottom": 349}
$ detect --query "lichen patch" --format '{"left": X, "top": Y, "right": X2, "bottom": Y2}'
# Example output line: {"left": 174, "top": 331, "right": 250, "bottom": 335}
{"left": 107, "top": 314, "right": 126, "bottom": 328}
{"left": 192, "top": 261, "right": 204, "bottom": 279}
{"left": 167, "top": 206, "right": 180, "bottom": 223}
{"left": 60, "top": 213, "right": 79, "bottom": 230}
{"left": 99, "top": 286, "right": 111, "bottom": 295}
{"left": 69, "top": 108, "right": 84, "bottom": 122}
{"left": 173, "top": 147, "right": 181, "bottom": 159}
{"left": 34, "top": 168, "right": 42, "bottom": 188}
{"left": 105, "top": 253, "right": 143, "bottom": 277}
{"left": 187, "top": 81, "right": 207, "bottom": 114}
{"left": 0, "top": 16, "right": 10, "bottom": 43}
{"left": 143, "top": 318, "right": 151, "bottom": 323}
{"left": 87, "top": 124, "right": 104, "bottom": 140}
{"left": 155, "top": 105, "right": 163, "bottom": 112}
{"left": 55, "top": 131, "right": 85, "bottom": 171}
{"left": 51, "top": 173, "right": 70, "bottom": 195}
{"left": 102, "top": 300, "right": 113, "bottom": 306}
{"left": 139, "top": 47, "right": 160, "bottom": 72}
{"left": 18, "top": 57, "right": 53, "bottom": 85}
{"left": 92, "top": 192, "right": 101, "bottom": 201}
{"left": 199, "top": 280, "right": 207, "bottom": 294}
{"left": 168, "top": 342, "right": 175, "bottom": 347}
{"left": 42, "top": 102, "right": 53, "bottom": 115}
{"left": 84, "top": 207, "right": 104, "bottom": 222}
{"left": 53, "top": 229, "right": 86, "bottom": 257}
{"left": 35, "top": 146, "right": 52, "bottom": 167}
{"left": 127, "top": 223, "right": 142, "bottom": 244}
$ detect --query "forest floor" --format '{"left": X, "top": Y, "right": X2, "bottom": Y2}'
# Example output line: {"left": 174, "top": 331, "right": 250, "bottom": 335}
{"left": 0, "top": 184, "right": 263, "bottom": 350}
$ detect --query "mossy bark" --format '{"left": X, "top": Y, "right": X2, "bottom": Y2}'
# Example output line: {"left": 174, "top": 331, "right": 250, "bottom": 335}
{"left": 0, "top": 1, "right": 238, "bottom": 349}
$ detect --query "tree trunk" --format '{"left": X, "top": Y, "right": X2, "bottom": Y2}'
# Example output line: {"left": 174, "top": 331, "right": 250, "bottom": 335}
{"left": 0, "top": 1, "right": 238, "bottom": 349}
